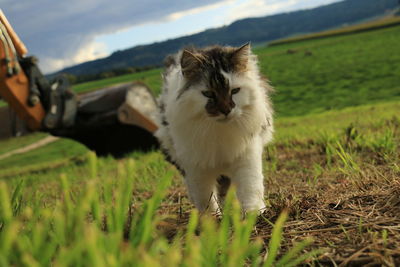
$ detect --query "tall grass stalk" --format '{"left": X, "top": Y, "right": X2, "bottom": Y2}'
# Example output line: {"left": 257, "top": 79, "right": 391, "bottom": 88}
{"left": 0, "top": 153, "right": 316, "bottom": 265}
{"left": 334, "top": 141, "right": 361, "bottom": 175}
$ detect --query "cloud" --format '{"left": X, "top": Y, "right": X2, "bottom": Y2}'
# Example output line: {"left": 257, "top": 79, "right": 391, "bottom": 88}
{"left": 41, "top": 42, "right": 108, "bottom": 73}
{"left": 225, "top": 0, "right": 341, "bottom": 25}
{"left": 1, "top": 0, "right": 227, "bottom": 73}
{"left": 167, "top": 0, "right": 235, "bottom": 21}
{"left": 226, "top": 0, "right": 297, "bottom": 22}
{"left": 2, "top": 0, "right": 340, "bottom": 73}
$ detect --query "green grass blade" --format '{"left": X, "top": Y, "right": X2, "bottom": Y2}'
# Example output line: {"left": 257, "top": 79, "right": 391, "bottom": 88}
{"left": 10, "top": 179, "right": 25, "bottom": 216}
{"left": 276, "top": 238, "right": 313, "bottom": 266}
{"left": 0, "top": 181, "right": 12, "bottom": 225}
{"left": 263, "top": 210, "right": 288, "bottom": 267}
{"left": 284, "top": 249, "right": 323, "bottom": 267}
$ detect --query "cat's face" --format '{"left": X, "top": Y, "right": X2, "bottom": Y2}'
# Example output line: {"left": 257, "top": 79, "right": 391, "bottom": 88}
{"left": 179, "top": 44, "right": 253, "bottom": 122}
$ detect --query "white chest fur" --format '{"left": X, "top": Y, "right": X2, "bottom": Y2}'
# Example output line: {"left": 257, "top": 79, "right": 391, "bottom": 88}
{"left": 170, "top": 115, "right": 257, "bottom": 169}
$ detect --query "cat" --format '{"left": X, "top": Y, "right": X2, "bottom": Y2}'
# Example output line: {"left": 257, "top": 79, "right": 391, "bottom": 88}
{"left": 155, "top": 43, "right": 274, "bottom": 214}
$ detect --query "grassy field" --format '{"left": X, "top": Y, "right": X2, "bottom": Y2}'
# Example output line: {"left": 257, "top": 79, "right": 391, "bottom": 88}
{"left": 0, "top": 133, "right": 48, "bottom": 156}
{"left": 0, "top": 138, "right": 87, "bottom": 178}
{"left": 1, "top": 23, "right": 400, "bottom": 265}
{"left": 259, "top": 24, "right": 400, "bottom": 117}
{"left": 72, "top": 68, "right": 163, "bottom": 95}
{"left": 0, "top": 101, "right": 399, "bottom": 265}
{"left": 268, "top": 15, "right": 400, "bottom": 46}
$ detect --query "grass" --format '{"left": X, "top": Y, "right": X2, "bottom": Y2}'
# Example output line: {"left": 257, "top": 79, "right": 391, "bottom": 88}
{"left": 0, "top": 153, "right": 318, "bottom": 266}
{"left": 0, "top": 100, "right": 399, "bottom": 265}
{"left": 256, "top": 24, "right": 400, "bottom": 117}
{"left": 0, "top": 138, "right": 87, "bottom": 178}
{"left": 1, "top": 22, "right": 400, "bottom": 265}
{"left": 0, "top": 132, "right": 48, "bottom": 156}
{"left": 268, "top": 15, "right": 400, "bottom": 46}
{"left": 72, "top": 68, "right": 163, "bottom": 95}
{"left": 274, "top": 101, "right": 400, "bottom": 142}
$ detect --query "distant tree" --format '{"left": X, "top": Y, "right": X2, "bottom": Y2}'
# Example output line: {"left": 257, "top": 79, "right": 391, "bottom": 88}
{"left": 99, "top": 72, "right": 115, "bottom": 79}
{"left": 64, "top": 73, "right": 77, "bottom": 84}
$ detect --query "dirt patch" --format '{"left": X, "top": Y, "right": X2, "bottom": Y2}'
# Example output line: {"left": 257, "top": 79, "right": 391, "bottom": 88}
{"left": 153, "top": 140, "right": 400, "bottom": 265}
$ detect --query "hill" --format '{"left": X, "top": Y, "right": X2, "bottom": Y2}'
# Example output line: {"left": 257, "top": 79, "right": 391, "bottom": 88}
{"left": 58, "top": 0, "right": 399, "bottom": 77}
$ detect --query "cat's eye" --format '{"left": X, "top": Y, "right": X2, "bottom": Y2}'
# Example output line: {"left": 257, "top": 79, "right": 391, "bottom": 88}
{"left": 231, "top": 87, "right": 241, "bottom": 95}
{"left": 201, "top": 91, "right": 215, "bottom": 98}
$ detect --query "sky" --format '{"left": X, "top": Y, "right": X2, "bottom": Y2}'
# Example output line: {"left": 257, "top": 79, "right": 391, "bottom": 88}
{"left": 1, "top": 0, "right": 341, "bottom": 74}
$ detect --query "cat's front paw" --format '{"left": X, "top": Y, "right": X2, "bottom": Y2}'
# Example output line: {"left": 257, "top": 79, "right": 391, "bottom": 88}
{"left": 242, "top": 202, "right": 266, "bottom": 215}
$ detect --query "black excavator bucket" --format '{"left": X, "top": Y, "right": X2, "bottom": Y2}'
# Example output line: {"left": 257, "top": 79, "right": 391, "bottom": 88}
{"left": 50, "top": 82, "right": 160, "bottom": 158}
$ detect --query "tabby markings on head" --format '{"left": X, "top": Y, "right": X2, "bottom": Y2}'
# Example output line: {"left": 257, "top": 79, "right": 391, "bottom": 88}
{"left": 178, "top": 43, "right": 250, "bottom": 117}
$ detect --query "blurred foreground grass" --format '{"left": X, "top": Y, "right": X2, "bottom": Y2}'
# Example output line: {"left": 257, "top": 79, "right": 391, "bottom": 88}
{"left": 0, "top": 100, "right": 399, "bottom": 265}
{"left": 0, "top": 151, "right": 317, "bottom": 266}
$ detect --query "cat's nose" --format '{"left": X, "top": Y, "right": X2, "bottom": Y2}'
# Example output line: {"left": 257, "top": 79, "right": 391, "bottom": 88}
{"left": 220, "top": 107, "right": 232, "bottom": 116}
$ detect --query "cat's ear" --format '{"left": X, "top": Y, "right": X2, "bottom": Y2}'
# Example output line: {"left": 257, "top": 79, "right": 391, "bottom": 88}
{"left": 231, "top": 42, "right": 251, "bottom": 72}
{"left": 181, "top": 50, "right": 203, "bottom": 80}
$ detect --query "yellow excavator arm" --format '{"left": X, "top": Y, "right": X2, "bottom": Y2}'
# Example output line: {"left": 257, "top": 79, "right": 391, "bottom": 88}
{"left": 0, "top": 9, "right": 45, "bottom": 130}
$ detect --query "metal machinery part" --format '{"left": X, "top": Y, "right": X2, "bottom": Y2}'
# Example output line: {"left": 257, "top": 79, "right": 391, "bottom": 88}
{"left": 17, "top": 57, "right": 78, "bottom": 131}
{"left": 51, "top": 82, "right": 159, "bottom": 157}
{"left": 0, "top": 10, "right": 45, "bottom": 130}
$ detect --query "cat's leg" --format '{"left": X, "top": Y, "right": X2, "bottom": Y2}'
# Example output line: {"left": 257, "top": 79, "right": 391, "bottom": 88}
{"left": 184, "top": 169, "right": 219, "bottom": 213}
{"left": 230, "top": 139, "right": 266, "bottom": 213}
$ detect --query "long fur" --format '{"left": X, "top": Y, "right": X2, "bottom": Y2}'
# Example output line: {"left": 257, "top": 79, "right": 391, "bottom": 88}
{"left": 155, "top": 44, "right": 274, "bottom": 213}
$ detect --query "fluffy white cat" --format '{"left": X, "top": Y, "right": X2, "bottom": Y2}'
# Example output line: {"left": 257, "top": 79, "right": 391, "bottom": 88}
{"left": 155, "top": 43, "right": 274, "bottom": 213}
